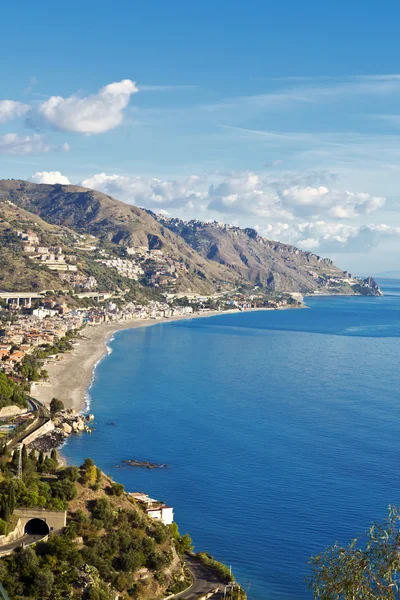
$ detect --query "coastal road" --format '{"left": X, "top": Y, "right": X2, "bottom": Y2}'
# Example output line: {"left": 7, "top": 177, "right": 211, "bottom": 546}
{"left": 174, "top": 554, "right": 222, "bottom": 599}
{"left": 0, "top": 533, "right": 47, "bottom": 555}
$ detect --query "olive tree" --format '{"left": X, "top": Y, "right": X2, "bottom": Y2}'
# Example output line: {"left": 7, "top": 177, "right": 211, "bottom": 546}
{"left": 309, "top": 506, "right": 400, "bottom": 599}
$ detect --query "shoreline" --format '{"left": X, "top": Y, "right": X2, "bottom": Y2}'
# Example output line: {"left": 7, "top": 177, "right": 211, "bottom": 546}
{"left": 31, "top": 309, "right": 242, "bottom": 413}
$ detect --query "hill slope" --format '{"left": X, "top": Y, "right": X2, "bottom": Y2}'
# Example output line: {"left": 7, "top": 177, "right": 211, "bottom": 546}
{"left": 152, "top": 216, "right": 381, "bottom": 296}
{"left": 0, "top": 180, "right": 381, "bottom": 296}
{"left": 0, "top": 180, "right": 238, "bottom": 294}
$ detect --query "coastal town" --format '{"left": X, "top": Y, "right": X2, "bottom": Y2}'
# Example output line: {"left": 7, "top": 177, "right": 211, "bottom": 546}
{"left": 0, "top": 228, "right": 303, "bottom": 461}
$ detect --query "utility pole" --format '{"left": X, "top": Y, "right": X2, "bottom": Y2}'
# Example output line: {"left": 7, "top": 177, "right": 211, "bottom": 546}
{"left": 17, "top": 443, "right": 23, "bottom": 480}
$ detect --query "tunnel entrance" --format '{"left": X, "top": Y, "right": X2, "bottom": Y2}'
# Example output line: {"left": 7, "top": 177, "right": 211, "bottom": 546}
{"left": 24, "top": 518, "right": 50, "bottom": 536}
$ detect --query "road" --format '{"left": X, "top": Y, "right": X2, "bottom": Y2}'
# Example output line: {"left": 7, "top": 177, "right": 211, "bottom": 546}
{"left": 174, "top": 554, "right": 222, "bottom": 599}
{"left": 8, "top": 398, "right": 51, "bottom": 449}
{"left": 0, "top": 533, "right": 47, "bottom": 555}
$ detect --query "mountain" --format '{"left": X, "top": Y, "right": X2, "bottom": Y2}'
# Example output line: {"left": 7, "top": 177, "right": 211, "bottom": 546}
{"left": 0, "top": 180, "right": 381, "bottom": 296}
{"left": 0, "top": 180, "right": 237, "bottom": 294}
{"left": 151, "top": 215, "right": 382, "bottom": 296}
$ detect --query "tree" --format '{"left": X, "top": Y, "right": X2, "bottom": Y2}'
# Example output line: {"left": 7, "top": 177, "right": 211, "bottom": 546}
{"left": 82, "top": 457, "right": 95, "bottom": 470}
{"left": 50, "top": 397, "right": 64, "bottom": 414}
{"left": 34, "top": 568, "right": 54, "bottom": 597}
{"left": 120, "top": 549, "right": 145, "bottom": 572}
{"left": 110, "top": 482, "right": 124, "bottom": 496}
{"left": 309, "top": 506, "right": 400, "bottom": 599}
{"left": 60, "top": 466, "right": 79, "bottom": 482}
{"left": 91, "top": 498, "right": 113, "bottom": 522}
{"left": 21, "top": 444, "right": 28, "bottom": 471}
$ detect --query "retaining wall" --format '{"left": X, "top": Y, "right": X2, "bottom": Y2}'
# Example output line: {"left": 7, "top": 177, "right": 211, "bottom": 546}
{"left": 22, "top": 420, "right": 54, "bottom": 445}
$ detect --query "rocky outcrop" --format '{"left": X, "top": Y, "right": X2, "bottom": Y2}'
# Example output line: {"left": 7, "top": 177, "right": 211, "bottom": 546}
{"left": 28, "top": 409, "right": 93, "bottom": 452}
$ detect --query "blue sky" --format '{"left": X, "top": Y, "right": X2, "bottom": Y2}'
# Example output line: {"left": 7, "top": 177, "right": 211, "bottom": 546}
{"left": 2, "top": 0, "right": 400, "bottom": 273}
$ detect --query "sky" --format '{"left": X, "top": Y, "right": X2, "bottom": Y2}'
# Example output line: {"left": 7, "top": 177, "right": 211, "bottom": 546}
{"left": 2, "top": 0, "right": 400, "bottom": 274}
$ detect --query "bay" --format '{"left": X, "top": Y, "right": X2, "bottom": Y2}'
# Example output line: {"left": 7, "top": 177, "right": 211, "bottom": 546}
{"left": 63, "top": 278, "right": 400, "bottom": 599}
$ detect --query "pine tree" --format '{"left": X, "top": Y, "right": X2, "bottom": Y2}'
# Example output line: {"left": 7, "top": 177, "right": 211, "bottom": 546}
{"left": 38, "top": 450, "right": 44, "bottom": 465}
{"left": 22, "top": 444, "right": 28, "bottom": 470}
{"left": 8, "top": 484, "right": 15, "bottom": 515}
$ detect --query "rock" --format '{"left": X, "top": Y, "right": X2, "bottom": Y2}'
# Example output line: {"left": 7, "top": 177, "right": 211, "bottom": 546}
{"left": 62, "top": 422, "right": 72, "bottom": 434}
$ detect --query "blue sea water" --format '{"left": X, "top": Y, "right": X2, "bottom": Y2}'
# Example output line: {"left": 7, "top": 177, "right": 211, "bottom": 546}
{"left": 63, "top": 279, "right": 400, "bottom": 599}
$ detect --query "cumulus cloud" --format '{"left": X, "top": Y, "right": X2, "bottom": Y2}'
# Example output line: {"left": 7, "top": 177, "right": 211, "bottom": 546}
{"left": 30, "top": 171, "right": 71, "bottom": 185}
{"left": 0, "top": 133, "right": 51, "bottom": 155}
{"left": 263, "top": 221, "right": 400, "bottom": 253}
{"left": 208, "top": 172, "right": 292, "bottom": 220}
{"left": 79, "top": 169, "right": 387, "bottom": 226}
{"left": 81, "top": 172, "right": 207, "bottom": 207}
{"left": 280, "top": 185, "right": 385, "bottom": 219}
{"left": 207, "top": 172, "right": 384, "bottom": 221}
{"left": 78, "top": 169, "right": 394, "bottom": 254}
{"left": 37, "top": 80, "right": 138, "bottom": 134}
{"left": 0, "top": 100, "right": 30, "bottom": 124}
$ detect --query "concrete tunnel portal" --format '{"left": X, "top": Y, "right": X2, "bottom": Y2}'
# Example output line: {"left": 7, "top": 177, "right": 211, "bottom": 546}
{"left": 24, "top": 518, "right": 50, "bottom": 536}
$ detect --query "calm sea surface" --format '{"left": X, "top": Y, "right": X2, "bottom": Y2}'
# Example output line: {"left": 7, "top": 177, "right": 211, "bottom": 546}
{"left": 63, "top": 279, "right": 400, "bottom": 599}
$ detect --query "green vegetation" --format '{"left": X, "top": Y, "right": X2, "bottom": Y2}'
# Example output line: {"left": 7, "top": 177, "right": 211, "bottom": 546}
{"left": 50, "top": 397, "right": 64, "bottom": 415}
{"left": 196, "top": 551, "right": 234, "bottom": 582}
{"left": 309, "top": 506, "right": 400, "bottom": 599}
{"left": 0, "top": 372, "right": 28, "bottom": 409}
{"left": 0, "top": 452, "right": 194, "bottom": 599}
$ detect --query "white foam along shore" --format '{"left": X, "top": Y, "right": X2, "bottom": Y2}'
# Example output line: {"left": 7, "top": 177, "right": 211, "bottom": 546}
{"left": 31, "top": 310, "right": 242, "bottom": 413}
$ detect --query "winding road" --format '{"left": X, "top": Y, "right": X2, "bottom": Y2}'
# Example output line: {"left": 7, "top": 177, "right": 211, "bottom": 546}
{"left": 174, "top": 554, "right": 222, "bottom": 599}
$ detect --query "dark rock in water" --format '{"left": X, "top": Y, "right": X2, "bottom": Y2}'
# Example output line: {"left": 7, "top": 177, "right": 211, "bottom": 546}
{"left": 122, "top": 459, "right": 168, "bottom": 469}
{"left": 106, "top": 422, "right": 116, "bottom": 426}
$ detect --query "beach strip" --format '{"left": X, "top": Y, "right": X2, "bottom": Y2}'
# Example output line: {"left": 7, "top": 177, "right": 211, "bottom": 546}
{"left": 30, "top": 311, "right": 231, "bottom": 412}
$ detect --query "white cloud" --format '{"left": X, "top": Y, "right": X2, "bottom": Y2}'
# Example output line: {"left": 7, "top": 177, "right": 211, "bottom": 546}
{"left": 263, "top": 221, "right": 400, "bottom": 253}
{"left": 79, "top": 169, "right": 386, "bottom": 224}
{"left": 0, "top": 100, "right": 30, "bottom": 124}
{"left": 202, "top": 74, "right": 400, "bottom": 113}
{"left": 80, "top": 172, "right": 207, "bottom": 207}
{"left": 30, "top": 171, "right": 71, "bottom": 185}
{"left": 38, "top": 80, "right": 138, "bottom": 134}
{"left": 280, "top": 185, "right": 385, "bottom": 219}
{"left": 208, "top": 172, "right": 291, "bottom": 220}
{"left": 0, "top": 133, "right": 51, "bottom": 155}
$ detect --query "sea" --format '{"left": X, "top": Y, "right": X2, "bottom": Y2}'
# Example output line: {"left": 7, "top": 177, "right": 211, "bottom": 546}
{"left": 63, "top": 278, "right": 400, "bottom": 600}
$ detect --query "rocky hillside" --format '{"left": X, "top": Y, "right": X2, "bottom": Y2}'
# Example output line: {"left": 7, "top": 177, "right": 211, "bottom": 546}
{"left": 0, "top": 180, "right": 238, "bottom": 295}
{"left": 152, "top": 216, "right": 382, "bottom": 296}
{"left": 0, "top": 180, "right": 382, "bottom": 296}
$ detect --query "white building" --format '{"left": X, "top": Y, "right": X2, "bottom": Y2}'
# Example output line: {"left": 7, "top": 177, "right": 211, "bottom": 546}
{"left": 146, "top": 505, "right": 174, "bottom": 526}
{"left": 130, "top": 492, "right": 174, "bottom": 525}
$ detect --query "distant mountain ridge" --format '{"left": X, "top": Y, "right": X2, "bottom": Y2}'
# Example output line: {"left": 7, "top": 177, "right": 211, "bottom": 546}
{"left": 151, "top": 214, "right": 382, "bottom": 296}
{"left": 0, "top": 179, "right": 382, "bottom": 296}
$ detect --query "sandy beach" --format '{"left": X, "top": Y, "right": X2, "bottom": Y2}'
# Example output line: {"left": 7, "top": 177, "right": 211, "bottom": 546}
{"left": 31, "top": 311, "right": 227, "bottom": 412}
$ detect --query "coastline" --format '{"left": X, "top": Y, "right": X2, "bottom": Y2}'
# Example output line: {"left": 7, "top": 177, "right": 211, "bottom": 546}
{"left": 30, "top": 310, "right": 239, "bottom": 413}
